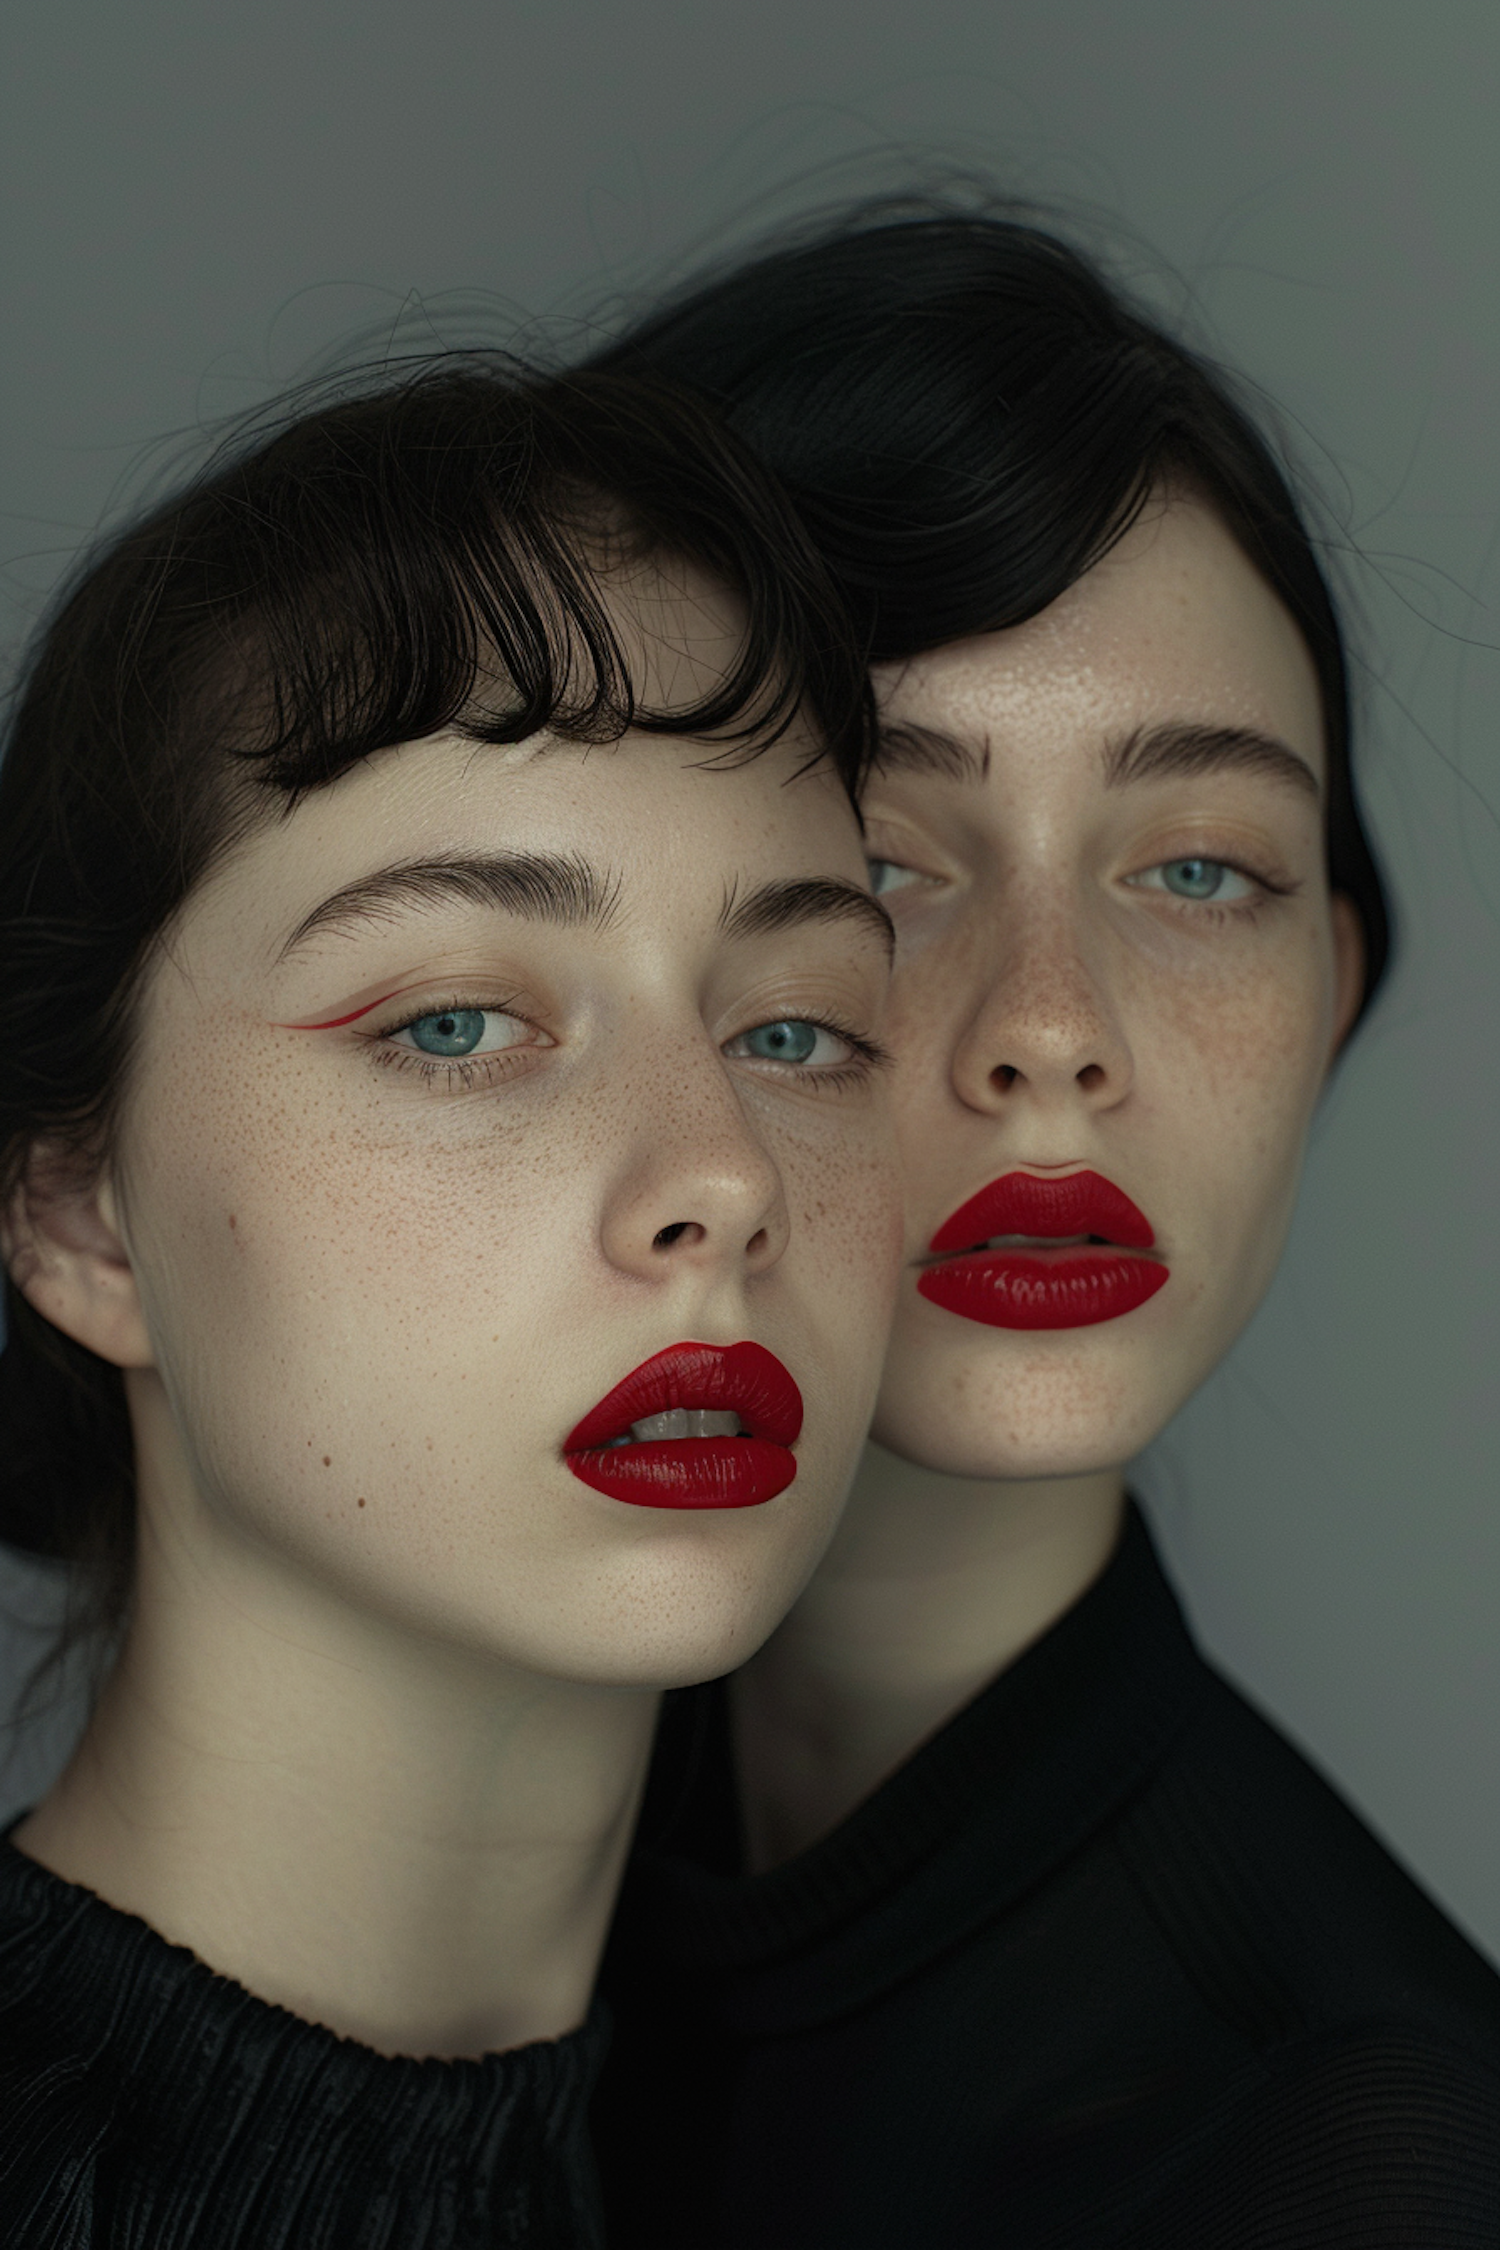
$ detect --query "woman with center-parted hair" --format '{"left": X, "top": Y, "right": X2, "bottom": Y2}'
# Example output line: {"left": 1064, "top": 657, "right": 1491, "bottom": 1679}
{"left": 587, "top": 210, "right": 1500, "bottom": 2247}
{"left": 0, "top": 362, "right": 908, "bottom": 2246}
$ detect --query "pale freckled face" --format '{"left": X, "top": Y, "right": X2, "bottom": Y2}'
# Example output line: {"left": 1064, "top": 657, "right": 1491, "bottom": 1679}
{"left": 861, "top": 493, "right": 1363, "bottom": 1478}
{"left": 109, "top": 728, "right": 901, "bottom": 1686}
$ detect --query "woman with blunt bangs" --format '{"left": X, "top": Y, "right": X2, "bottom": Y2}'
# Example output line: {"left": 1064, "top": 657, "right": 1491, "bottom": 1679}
{"left": 0, "top": 360, "right": 907, "bottom": 2246}
{"left": 588, "top": 213, "right": 1500, "bottom": 2246}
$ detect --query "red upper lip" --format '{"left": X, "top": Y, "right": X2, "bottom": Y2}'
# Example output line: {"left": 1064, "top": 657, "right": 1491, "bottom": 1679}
{"left": 928, "top": 1170, "right": 1156, "bottom": 1255}
{"left": 564, "top": 1341, "right": 803, "bottom": 1452}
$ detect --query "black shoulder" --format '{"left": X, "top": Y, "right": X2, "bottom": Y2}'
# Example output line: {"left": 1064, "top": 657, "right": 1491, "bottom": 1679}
{"left": 1111, "top": 1666, "right": 1500, "bottom": 2058}
{"left": 1115, "top": 2028, "right": 1500, "bottom": 2249}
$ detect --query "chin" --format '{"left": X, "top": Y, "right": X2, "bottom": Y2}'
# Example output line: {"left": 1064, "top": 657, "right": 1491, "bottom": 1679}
{"left": 530, "top": 1531, "right": 830, "bottom": 1691}
{"left": 870, "top": 1324, "right": 1189, "bottom": 1484}
{"left": 548, "top": 1611, "right": 804, "bottom": 1694}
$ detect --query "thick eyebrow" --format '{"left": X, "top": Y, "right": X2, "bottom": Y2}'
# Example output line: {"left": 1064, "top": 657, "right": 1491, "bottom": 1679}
{"left": 1104, "top": 722, "right": 1321, "bottom": 800}
{"left": 873, "top": 722, "right": 991, "bottom": 784}
{"left": 717, "top": 877, "right": 895, "bottom": 964}
{"left": 276, "top": 851, "right": 621, "bottom": 961}
{"left": 873, "top": 716, "right": 1320, "bottom": 805}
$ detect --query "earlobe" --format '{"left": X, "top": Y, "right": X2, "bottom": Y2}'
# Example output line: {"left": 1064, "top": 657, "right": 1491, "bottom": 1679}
{"left": 1328, "top": 893, "right": 1366, "bottom": 1062}
{"left": 2, "top": 1156, "right": 155, "bottom": 1371}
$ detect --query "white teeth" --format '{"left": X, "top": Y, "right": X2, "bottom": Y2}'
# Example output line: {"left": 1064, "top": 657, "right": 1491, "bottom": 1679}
{"left": 985, "top": 1234, "right": 1092, "bottom": 1250}
{"left": 623, "top": 1408, "right": 744, "bottom": 1444}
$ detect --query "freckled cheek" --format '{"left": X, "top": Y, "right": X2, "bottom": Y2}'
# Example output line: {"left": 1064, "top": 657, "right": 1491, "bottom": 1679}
{"left": 779, "top": 1116, "right": 905, "bottom": 1318}
{"left": 778, "top": 1136, "right": 903, "bottom": 1486}
{"left": 875, "top": 960, "right": 986, "bottom": 1183}
{"left": 1148, "top": 962, "right": 1332, "bottom": 1226}
{"left": 122, "top": 1043, "right": 587, "bottom": 1421}
{"left": 142, "top": 1183, "right": 589, "bottom": 1545}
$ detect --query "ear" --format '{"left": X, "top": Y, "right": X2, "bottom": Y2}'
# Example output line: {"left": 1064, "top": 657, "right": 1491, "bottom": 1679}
{"left": 2, "top": 1152, "right": 155, "bottom": 1370}
{"left": 1327, "top": 893, "right": 1366, "bottom": 1063}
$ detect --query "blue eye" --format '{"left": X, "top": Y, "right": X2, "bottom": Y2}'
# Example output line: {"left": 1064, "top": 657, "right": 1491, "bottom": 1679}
{"left": 1163, "top": 858, "right": 1225, "bottom": 899}
{"left": 1132, "top": 858, "right": 1257, "bottom": 904}
{"left": 867, "top": 859, "right": 923, "bottom": 897}
{"left": 725, "top": 1019, "right": 857, "bottom": 1069}
{"left": 740, "top": 1020, "right": 819, "bottom": 1063}
{"left": 405, "top": 1009, "right": 487, "bottom": 1056}
{"left": 390, "top": 1008, "right": 532, "bottom": 1059}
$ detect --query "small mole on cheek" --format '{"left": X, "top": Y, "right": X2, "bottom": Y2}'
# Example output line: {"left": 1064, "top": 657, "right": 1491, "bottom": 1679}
{"left": 322, "top": 1456, "right": 331, "bottom": 1468}
{"left": 357, "top": 1496, "right": 366, "bottom": 1508}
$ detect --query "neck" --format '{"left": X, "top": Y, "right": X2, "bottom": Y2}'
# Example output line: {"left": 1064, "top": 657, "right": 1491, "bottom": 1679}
{"left": 731, "top": 1443, "right": 1125, "bottom": 1870}
{"left": 17, "top": 1463, "right": 657, "bottom": 2060}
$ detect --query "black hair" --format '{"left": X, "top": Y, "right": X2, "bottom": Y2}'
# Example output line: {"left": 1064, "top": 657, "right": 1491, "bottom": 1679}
{"left": 589, "top": 206, "right": 1393, "bottom": 1016}
{"left": 0, "top": 354, "right": 874, "bottom": 1662}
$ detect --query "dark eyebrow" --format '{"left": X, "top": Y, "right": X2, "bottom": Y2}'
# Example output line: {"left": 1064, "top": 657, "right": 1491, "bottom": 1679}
{"left": 873, "top": 722, "right": 991, "bottom": 784}
{"left": 277, "top": 851, "right": 621, "bottom": 960}
{"left": 718, "top": 877, "right": 895, "bottom": 964}
{"left": 1104, "top": 722, "right": 1321, "bottom": 800}
{"left": 873, "top": 716, "right": 1320, "bottom": 805}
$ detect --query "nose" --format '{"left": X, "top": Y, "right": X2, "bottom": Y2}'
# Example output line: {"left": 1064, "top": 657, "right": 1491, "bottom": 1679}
{"left": 948, "top": 888, "right": 1133, "bottom": 1117}
{"left": 598, "top": 1035, "right": 791, "bottom": 1286}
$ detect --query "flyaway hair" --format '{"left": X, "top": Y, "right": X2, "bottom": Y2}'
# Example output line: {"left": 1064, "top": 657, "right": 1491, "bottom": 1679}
{"left": 590, "top": 206, "right": 1392, "bottom": 1020}
{"left": 0, "top": 354, "right": 872, "bottom": 1666}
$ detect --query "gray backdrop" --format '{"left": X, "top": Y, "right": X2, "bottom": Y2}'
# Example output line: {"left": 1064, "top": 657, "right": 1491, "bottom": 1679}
{"left": 3, "top": 1, "right": 1497, "bottom": 1960}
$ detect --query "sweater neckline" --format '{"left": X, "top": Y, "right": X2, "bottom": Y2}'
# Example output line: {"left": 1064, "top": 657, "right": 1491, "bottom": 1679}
{"left": 0, "top": 1824, "right": 607, "bottom": 2098}
{"left": 623, "top": 1502, "right": 1208, "bottom": 2028}
{"left": 0, "top": 1830, "right": 610, "bottom": 2247}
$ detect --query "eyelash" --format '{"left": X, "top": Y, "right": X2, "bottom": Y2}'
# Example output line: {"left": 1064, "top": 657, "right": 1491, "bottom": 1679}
{"left": 867, "top": 858, "right": 930, "bottom": 899}
{"left": 355, "top": 999, "right": 890, "bottom": 1095}
{"left": 1127, "top": 854, "right": 1298, "bottom": 922}
{"left": 358, "top": 995, "right": 544, "bottom": 1093}
{"left": 869, "top": 853, "right": 1296, "bottom": 922}
{"left": 737, "top": 1018, "right": 893, "bottom": 1093}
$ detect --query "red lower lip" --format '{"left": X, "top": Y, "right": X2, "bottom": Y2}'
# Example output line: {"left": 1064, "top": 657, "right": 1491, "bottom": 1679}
{"left": 918, "top": 1247, "right": 1168, "bottom": 1329}
{"left": 564, "top": 1340, "right": 802, "bottom": 1511}
{"left": 566, "top": 1438, "right": 797, "bottom": 1509}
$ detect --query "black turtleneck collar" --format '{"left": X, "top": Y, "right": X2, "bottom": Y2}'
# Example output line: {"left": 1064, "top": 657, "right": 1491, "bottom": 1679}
{"left": 0, "top": 1830, "right": 608, "bottom": 2247}
{"left": 623, "top": 1501, "right": 1205, "bottom": 2031}
{"left": 597, "top": 1502, "right": 1500, "bottom": 2250}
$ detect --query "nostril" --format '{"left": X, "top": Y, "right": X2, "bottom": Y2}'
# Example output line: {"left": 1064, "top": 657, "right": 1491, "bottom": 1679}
{"left": 652, "top": 1221, "right": 702, "bottom": 1250}
{"left": 1076, "top": 1062, "right": 1106, "bottom": 1092}
{"left": 992, "top": 1064, "right": 1020, "bottom": 1090}
{"left": 745, "top": 1226, "right": 770, "bottom": 1260}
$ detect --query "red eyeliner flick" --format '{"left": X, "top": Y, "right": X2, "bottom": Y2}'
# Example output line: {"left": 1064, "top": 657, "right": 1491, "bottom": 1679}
{"left": 919, "top": 1170, "right": 1168, "bottom": 1331}
{"left": 276, "top": 993, "right": 404, "bottom": 1030}
{"left": 564, "top": 1341, "right": 802, "bottom": 1510}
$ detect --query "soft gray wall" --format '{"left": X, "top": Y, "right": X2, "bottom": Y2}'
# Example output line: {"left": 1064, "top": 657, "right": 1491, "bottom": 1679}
{"left": 3, "top": 1, "right": 1496, "bottom": 1958}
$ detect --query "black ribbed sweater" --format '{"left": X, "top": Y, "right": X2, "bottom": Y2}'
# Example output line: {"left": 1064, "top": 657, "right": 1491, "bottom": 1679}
{"left": 593, "top": 1505, "right": 1500, "bottom": 2246}
{"left": 0, "top": 1835, "right": 607, "bottom": 2247}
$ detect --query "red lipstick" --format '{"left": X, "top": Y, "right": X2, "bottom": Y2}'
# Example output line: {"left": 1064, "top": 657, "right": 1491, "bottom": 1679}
{"left": 564, "top": 1341, "right": 803, "bottom": 1509}
{"left": 918, "top": 1171, "right": 1167, "bottom": 1330}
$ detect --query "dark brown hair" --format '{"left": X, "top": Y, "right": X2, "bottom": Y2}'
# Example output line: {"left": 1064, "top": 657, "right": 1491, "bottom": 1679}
{"left": 590, "top": 205, "right": 1392, "bottom": 1016}
{"left": 0, "top": 355, "right": 874, "bottom": 1669}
